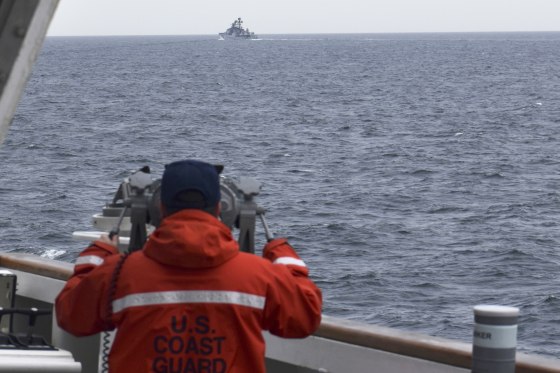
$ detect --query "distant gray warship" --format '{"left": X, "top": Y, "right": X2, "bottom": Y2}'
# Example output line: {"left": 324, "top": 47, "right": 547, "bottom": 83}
{"left": 219, "top": 17, "right": 257, "bottom": 40}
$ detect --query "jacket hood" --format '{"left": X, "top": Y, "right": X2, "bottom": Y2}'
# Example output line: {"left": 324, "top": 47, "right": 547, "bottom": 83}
{"left": 143, "top": 209, "right": 239, "bottom": 269}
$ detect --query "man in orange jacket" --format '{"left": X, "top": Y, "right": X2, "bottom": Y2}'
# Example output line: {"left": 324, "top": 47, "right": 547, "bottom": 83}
{"left": 55, "top": 159, "right": 322, "bottom": 373}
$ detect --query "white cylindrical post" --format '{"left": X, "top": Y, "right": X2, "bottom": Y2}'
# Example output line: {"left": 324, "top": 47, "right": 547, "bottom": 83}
{"left": 472, "top": 305, "right": 519, "bottom": 373}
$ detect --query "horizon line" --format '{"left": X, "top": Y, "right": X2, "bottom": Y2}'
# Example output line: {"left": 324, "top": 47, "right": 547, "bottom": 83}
{"left": 47, "top": 30, "right": 560, "bottom": 38}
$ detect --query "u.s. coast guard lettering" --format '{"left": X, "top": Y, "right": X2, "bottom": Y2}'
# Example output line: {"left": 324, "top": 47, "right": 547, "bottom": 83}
{"left": 152, "top": 315, "right": 227, "bottom": 373}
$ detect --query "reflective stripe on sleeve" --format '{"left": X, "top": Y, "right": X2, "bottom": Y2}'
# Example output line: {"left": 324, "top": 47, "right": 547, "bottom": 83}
{"left": 273, "top": 257, "right": 306, "bottom": 267}
{"left": 112, "top": 290, "right": 266, "bottom": 314}
{"left": 75, "top": 255, "right": 104, "bottom": 266}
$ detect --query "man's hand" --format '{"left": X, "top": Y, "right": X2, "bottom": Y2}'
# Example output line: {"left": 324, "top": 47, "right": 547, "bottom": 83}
{"left": 97, "top": 233, "right": 118, "bottom": 248}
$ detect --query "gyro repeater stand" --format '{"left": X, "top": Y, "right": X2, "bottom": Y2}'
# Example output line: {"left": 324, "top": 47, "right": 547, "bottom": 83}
{"left": 235, "top": 177, "right": 263, "bottom": 254}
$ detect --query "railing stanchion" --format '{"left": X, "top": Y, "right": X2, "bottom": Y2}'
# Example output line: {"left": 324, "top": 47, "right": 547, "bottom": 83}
{"left": 472, "top": 304, "right": 519, "bottom": 373}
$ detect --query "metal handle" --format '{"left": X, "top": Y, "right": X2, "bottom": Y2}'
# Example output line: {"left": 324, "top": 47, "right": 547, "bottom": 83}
{"left": 109, "top": 206, "right": 128, "bottom": 239}
{"left": 258, "top": 213, "right": 274, "bottom": 242}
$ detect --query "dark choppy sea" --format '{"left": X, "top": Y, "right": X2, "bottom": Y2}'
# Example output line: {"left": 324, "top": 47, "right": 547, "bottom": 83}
{"left": 1, "top": 32, "right": 560, "bottom": 358}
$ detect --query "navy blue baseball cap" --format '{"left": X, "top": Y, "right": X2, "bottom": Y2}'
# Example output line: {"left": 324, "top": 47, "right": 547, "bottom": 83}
{"left": 161, "top": 160, "right": 222, "bottom": 211}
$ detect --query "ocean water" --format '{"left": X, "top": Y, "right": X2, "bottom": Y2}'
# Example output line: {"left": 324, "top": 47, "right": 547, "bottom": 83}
{"left": 1, "top": 32, "right": 560, "bottom": 358}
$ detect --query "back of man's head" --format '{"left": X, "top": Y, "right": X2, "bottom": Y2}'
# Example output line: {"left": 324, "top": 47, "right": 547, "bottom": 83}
{"left": 161, "top": 160, "right": 221, "bottom": 216}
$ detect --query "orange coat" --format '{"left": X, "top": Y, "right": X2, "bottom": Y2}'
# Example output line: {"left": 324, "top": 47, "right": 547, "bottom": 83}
{"left": 56, "top": 209, "right": 322, "bottom": 373}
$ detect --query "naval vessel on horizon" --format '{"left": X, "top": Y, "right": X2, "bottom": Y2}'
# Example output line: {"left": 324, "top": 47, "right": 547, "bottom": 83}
{"left": 219, "top": 17, "right": 258, "bottom": 40}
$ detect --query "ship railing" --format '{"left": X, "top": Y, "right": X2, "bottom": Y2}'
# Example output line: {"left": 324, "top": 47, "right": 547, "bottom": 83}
{"left": 1, "top": 252, "right": 559, "bottom": 373}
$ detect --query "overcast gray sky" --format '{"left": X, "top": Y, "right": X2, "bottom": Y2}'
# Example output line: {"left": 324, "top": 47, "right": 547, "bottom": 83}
{"left": 47, "top": 0, "right": 560, "bottom": 36}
